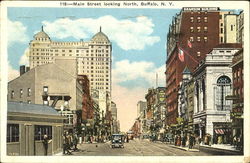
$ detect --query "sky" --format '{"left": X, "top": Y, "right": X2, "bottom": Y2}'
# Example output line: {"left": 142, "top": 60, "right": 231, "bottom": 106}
{"left": 7, "top": 7, "right": 181, "bottom": 132}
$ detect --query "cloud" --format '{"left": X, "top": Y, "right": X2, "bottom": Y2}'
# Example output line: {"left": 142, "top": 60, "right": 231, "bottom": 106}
{"left": 8, "top": 62, "right": 19, "bottom": 81}
{"left": 112, "top": 60, "right": 165, "bottom": 87}
{"left": 8, "top": 19, "right": 29, "bottom": 45}
{"left": 42, "top": 15, "right": 160, "bottom": 50}
{"left": 19, "top": 48, "right": 30, "bottom": 66}
{"left": 112, "top": 60, "right": 165, "bottom": 131}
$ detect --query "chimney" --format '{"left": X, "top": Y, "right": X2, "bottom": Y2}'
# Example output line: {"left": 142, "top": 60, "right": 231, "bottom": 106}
{"left": 20, "top": 65, "right": 26, "bottom": 76}
{"left": 26, "top": 66, "right": 30, "bottom": 72}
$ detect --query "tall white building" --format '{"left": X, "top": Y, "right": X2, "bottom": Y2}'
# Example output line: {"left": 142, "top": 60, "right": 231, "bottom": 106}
{"left": 29, "top": 26, "right": 112, "bottom": 115}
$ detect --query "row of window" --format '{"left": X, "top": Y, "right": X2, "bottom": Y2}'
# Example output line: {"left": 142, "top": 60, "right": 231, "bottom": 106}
{"left": 11, "top": 88, "right": 31, "bottom": 99}
{"left": 7, "top": 124, "right": 52, "bottom": 143}
{"left": 233, "top": 68, "right": 243, "bottom": 82}
{"left": 83, "top": 70, "right": 109, "bottom": 73}
{"left": 190, "top": 26, "right": 208, "bottom": 33}
{"left": 81, "top": 62, "right": 109, "bottom": 65}
{"left": 234, "top": 88, "right": 243, "bottom": 96}
{"left": 33, "top": 48, "right": 109, "bottom": 53}
{"left": 82, "top": 66, "right": 109, "bottom": 69}
{"left": 32, "top": 53, "right": 109, "bottom": 57}
{"left": 190, "top": 16, "right": 208, "bottom": 23}
{"left": 189, "top": 36, "right": 208, "bottom": 42}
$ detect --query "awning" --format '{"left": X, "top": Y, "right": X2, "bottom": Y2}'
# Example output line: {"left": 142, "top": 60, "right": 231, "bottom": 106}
{"left": 214, "top": 129, "right": 231, "bottom": 134}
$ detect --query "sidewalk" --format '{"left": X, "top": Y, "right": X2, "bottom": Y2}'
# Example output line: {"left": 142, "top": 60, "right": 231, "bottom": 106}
{"left": 169, "top": 145, "right": 199, "bottom": 152}
{"left": 200, "top": 144, "right": 240, "bottom": 152}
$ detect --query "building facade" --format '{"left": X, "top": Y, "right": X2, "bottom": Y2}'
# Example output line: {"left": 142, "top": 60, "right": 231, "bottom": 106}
{"left": 7, "top": 102, "right": 64, "bottom": 156}
{"left": 192, "top": 44, "right": 241, "bottom": 144}
{"left": 8, "top": 58, "right": 83, "bottom": 129}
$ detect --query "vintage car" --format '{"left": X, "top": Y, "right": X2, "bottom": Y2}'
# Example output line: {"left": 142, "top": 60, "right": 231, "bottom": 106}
{"left": 111, "top": 134, "right": 124, "bottom": 148}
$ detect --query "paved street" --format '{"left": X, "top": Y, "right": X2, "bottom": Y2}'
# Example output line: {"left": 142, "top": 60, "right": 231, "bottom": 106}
{"left": 66, "top": 139, "right": 214, "bottom": 156}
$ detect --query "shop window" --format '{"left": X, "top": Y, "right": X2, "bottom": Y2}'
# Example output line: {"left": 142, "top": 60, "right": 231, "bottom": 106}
{"left": 34, "top": 125, "right": 52, "bottom": 141}
{"left": 7, "top": 124, "right": 19, "bottom": 142}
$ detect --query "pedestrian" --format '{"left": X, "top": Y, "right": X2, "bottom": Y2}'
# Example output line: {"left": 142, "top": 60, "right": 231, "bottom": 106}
{"left": 42, "top": 134, "right": 51, "bottom": 156}
{"left": 189, "top": 134, "right": 194, "bottom": 149}
{"left": 73, "top": 133, "right": 78, "bottom": 151}
{"left": 65, "top": 132, "right": 72, "bottom": 155}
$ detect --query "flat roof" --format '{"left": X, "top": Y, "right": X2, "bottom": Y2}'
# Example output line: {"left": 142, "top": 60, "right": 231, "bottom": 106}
{"left": 8, "top": 101, "right": 60, "bottom": 116}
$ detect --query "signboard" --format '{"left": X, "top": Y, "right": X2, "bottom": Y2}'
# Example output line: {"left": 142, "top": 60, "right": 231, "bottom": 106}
{"left": 183, "top": 7, "right": 219, "bottom": 11}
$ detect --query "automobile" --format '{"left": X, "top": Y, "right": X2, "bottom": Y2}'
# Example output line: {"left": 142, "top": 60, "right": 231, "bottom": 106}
{"left": 111, "top": 134, "right": 124, "bottom": 148}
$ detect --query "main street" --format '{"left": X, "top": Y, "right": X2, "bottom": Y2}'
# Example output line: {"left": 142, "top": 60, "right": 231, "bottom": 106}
{"left": 68, "top": 139, "right": 214, "bottom": 156}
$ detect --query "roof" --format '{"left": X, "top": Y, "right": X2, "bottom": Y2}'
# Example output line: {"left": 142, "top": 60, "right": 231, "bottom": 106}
{"left": 183, "top": 66, "right": 191, "bottom": 74}
{"left": 214, "top": 43, "right": 242, "bottom": 49}
{"left": 34, "top": 26, "right": 50, "bottom": 39}
{"left": 91, "top": 27, "right": 110, "bottom": 42}
{"left": 8, "top": 101, "right": 60, "bottom": 116}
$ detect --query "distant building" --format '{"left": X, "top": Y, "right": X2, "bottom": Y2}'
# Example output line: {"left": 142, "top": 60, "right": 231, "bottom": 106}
{"left": 137, "top": 101, "right": 146, "bottom": 117}
{"left": 111, "top": 101, "right": 119, "bottom": 134}
{"left": 7, "top": 102, "right": 64, "bottom": 156}
{"left": 29, "top": 26, "right": 112, "bottom": 116}
{"left": 8, "top": 58, "right": 83, "bottom": 130}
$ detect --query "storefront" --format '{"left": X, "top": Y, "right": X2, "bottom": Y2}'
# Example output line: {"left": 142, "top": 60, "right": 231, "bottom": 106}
{"left": 213, "top": 122, "right": 232, "bottom": 144}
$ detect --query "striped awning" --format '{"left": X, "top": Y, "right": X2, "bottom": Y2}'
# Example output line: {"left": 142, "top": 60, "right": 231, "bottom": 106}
{"left": 214, "top": 129, "right": 231, "bottom": 134}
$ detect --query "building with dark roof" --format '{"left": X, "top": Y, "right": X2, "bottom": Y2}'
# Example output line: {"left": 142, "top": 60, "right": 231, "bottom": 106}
{"left": 7, "top": 102, "right": 64, "bottom": 156}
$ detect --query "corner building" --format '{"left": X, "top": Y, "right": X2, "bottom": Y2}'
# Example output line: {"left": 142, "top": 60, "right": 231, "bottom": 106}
{"left": 166, "top": 7, "right": 221, "bottom": 126}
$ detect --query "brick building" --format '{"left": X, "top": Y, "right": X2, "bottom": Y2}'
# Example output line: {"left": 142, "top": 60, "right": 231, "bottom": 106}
{"left": 166, "top": 7, "right": 222, "bottom": 126}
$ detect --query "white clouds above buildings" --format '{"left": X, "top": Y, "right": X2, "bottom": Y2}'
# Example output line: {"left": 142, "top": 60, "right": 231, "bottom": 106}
{"left": 7, "top": 19, "right": 29, "bottom": 45}
{"left": 42, "top": 15, "right": 160, "bottom": 50}
{"left": 112, "top": 59, "right": 165, "bottom": 87}
{"left": 8, "top": 62, "right": 19, "bottom": 81}
{"left": 19, "top": 48, "right": 30, "bottom": 66}
{"left": 112, "top": 60, "right": 165, "bottom": 131}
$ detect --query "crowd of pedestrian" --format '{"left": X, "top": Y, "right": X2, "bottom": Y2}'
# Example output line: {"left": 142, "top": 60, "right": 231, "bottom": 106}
{"left": 63, "top": 131, "right": 79, "bottom": 155}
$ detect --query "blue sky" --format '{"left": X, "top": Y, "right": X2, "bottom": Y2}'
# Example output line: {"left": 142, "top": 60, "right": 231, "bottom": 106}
{"left": 7, "top": 7, "right": 181, "bottom": 131}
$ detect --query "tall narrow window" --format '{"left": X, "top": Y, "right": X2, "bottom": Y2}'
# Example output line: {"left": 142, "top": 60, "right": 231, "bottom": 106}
{"left": 190, "top": 27, "right": 194, "bottom": 33}
{"left": 204, "top": 37, "right": 208, "bottom": 42}
{"left": 197, "top": 27, "right": 201, "bottom": 32}
{"left": 20, "top": 89, "right": 23, "bottom": 98}
{"left": 27, "top": 88, "right": 31, "bottom": 97}
{"left": 43, "top": 86, "right": 48, "bottom": 93}
{"left": 190, "top": 17, "right": 194, "bottom": 22}
{"left": 11, "top": 91, "right": 14, "bottom": 99}
{"left": 7, "top": 124, "right": 19, "bottom": 142}
{"left": 215, "top": 76, "right": 232, "bottom": 111}
{"left": 204, "top": 17, "right": 208, "bottom": 22}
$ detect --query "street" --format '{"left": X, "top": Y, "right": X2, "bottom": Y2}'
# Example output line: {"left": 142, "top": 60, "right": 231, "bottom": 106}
{"left": 67, "top": 139, "right": 214, "bottom": 156}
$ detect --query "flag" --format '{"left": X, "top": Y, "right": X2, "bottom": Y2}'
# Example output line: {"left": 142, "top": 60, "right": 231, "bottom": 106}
{"left": 178, "top": 48, "right": 184, "bottom": 62}
{"left": 187, "top": 39, "right": 192, "bottom": 48}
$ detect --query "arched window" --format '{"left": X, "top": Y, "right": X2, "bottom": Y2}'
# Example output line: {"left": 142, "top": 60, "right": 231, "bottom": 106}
{"left": 215, "top": 76, "right": 232, "bottom": 110}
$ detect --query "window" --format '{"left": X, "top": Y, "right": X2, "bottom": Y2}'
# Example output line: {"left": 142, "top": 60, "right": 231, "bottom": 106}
{"left": 28, "top": 100, "right": 31, "bottom": 104}
{"left": 204, "top": 37, "right": 208, "bottom": 42}
{"left": 43, "top": 86, "right": 48, "bottom": 93}
{"left": 190, "top": 27, "right": 194, "bottom": 33}
{"left": 231, "top": 25, "right": 234, "bottom": 31}
{"left": 7, "top": 124, "right": 19, "bottom": 142}
{"left": 197, "top": 27, "right": 201, "bottom": 32}
{"left": 221, "top": 23, "right": 223, "bottom": 27}
{"left": 197, "top": 37, "right": 201, "bottom": 42}
{"left": 204, "top": 26, "right": 208, "bottom": 32}
{"left": 34, "top": 125, "right": 52, "bottom": 141}
{"left": 197, "top": 52, "right": 201, "bottom": 57}
{"left": 76, "top": 50, "right": 79, "bottom": 53}
{"left": 190, "top": 17, "right": 194, "bottom": 22}
{"left": 20, "top": 89, "right": 23, "bottom": 98}
{"left": 11, "top": 91, "right": 14, "bottom": 99}
{"left": 220, "top": 28, "right": 223, "bottom": 34}
{"left": 220, "top": 37, "right": 223, "bottom": 43}
{"left": 197, "top": 17, "right": 201, "bottom": 22}
{"left": 204, "top": 17, "right": 208, "bottom": 22}
{"left": 190, "top": 37, "right": 194, "bottom": 42}
{"left": 62, "top": 50, "right": 65, "bottom": 52}
{"left": 27, "top": 88, "right": 31, "bottom": 97}
{"left": 215, "top": 76, "right": 232, "bottom": 111}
